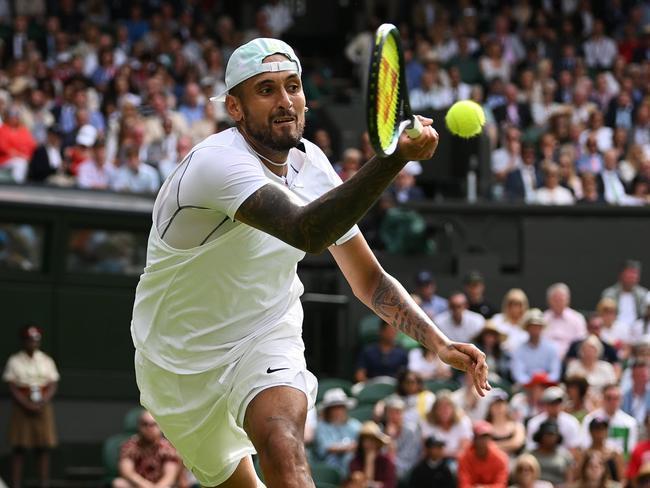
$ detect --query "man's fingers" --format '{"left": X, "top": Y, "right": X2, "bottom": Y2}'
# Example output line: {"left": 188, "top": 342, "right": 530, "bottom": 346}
{"left": 415, "top": 115, "right": 433, "bottom": 126}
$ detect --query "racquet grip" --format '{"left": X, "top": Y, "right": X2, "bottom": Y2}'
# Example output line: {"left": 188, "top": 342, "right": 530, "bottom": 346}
{"left": 405, "top": 116, "right": 423, "bottom": 139}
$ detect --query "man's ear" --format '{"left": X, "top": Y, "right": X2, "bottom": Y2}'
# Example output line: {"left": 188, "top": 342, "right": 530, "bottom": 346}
{"left": 225, "top": 94, "right": 243, "bottom": 122}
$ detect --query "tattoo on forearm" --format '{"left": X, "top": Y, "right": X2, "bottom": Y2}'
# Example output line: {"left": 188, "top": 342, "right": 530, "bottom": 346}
{"left": 236, "top": 154, "right": 406, "bottom": 253}
{"left": 371, "top": 274, "right": 429, "bottom": 345}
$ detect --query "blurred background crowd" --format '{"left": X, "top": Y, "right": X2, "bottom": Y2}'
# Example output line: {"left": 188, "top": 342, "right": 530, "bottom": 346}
{"left": 2, "top": 0, "right": 650, "bottom": 487}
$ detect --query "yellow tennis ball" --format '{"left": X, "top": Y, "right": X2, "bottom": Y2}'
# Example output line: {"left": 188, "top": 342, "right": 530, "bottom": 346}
{"left": 445, "top": 100, "right": 486, "bottom": 138}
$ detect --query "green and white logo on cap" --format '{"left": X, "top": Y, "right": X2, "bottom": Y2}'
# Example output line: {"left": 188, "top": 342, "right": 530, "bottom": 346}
{"left": 211, "top": 38, "right": 302, "bottom": 102}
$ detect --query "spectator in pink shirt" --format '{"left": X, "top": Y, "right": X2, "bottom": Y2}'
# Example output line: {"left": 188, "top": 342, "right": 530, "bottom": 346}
{"left": 543, "top": 283, "right": 587, "bottom": 359}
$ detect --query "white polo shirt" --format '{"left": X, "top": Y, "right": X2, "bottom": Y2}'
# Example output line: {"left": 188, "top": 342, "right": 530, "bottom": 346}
{"left": 131, "top": 128, "right": 359, "bottom": 374}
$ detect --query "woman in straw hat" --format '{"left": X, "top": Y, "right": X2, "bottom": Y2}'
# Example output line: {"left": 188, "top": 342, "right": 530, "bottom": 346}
{"left": 349, "top": 421, "right": 397, "bottom": 488}
{"left": 313, "top": 388, "right": 360, "bottom": 475}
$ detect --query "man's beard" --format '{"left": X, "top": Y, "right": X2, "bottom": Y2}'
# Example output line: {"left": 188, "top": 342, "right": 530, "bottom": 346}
{"left": 241, "top": 108, "right": 305, "bottom": 151}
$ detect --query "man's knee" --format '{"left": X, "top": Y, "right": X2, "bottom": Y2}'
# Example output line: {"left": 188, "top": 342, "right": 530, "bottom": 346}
{"left": 258, "top": 424, "right": 305, "bottom": 462}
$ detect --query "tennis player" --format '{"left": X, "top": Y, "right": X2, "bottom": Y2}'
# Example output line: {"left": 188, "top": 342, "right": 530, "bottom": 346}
{"left": 131, "top": 38, "right": 490, "bottom": 488}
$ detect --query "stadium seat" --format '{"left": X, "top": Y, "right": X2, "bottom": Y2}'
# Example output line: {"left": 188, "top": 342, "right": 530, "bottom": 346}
{"left": 354, "top": 382, "right": 396, "bottom": 404}
{"left": 424, "top": 379, "right": 460, "bottom": 393}
{"left": 315, "top": 482, "right": 338, "bottom": 488}
{"left": 358, "top": 314, "right": 381, "bottom": 344}
{"left": 310, "top": 462, "right": 342, "bottom": 486}
{"left": 123, "top": 407, "right": 145, "bottom": 434}
{"left": 101, "top": 432, "right": 131, "bottom": 482}
{"left": 317, "top": 378, "right": 354, "bottom": 402}
{"left": 348, "top": 404, "right": 375, "bottom": 422}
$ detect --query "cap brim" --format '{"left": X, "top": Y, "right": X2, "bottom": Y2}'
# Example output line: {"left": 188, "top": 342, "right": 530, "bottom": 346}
{"left": 210, "top": 92, "right": 227, "bottom": 103}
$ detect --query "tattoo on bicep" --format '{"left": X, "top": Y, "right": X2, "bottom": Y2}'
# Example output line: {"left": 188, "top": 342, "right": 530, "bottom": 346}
{"left": 371, "top": 274, "right": 428, "bottom": 344}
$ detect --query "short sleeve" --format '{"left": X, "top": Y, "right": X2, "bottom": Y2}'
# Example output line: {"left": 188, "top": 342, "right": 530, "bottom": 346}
{"left": 44, "top": 355, "right": 60, "bottom": 383}
{"left": 2, "top": 356, "right": 17, "bottom": 383}
{"left": 181, "top": 146, "right": 272, "bottom": 220}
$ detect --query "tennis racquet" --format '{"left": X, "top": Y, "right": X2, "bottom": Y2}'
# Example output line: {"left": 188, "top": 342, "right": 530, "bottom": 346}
{"left": 366, "top": 23, "right": 423, "bottom": 158}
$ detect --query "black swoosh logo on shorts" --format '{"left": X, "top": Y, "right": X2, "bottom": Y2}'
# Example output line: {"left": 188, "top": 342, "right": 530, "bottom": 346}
{"left": 266, "top": 367, "right": 289, "bottom": 374}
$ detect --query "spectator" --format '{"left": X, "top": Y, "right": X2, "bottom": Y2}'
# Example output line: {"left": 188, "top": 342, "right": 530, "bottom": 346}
{"left": 626, "top": 414, "right": 650, "bottom": 481}
{"left": 388, "top": 162, "right": 425, "bottom": 204}
{"left": 571, "top": 449, "right": 622, "bottom": 488}
{"left": 178, "top": 82, "right": 205, "bottom": 127}
{"left": 67, "top": 124, "right": 98, "bottom": 176}
{"left": 110, "top": 146, "right": 160, "bottom": 194}
{"left": 598, "top": 149, "right": 640, "bottom": 205}
{"left": 354, "top": 321, "right": 408, "bottom": 383}
{"left": 448, "top": 66, "right": 471, "bottom": 103}
{"left": 510, "top": 373, "right": 556, "bottom": 425}
{"left": 492, "top": 126, "right": 523, "bottom": 199}
{"left": 511, "top": 309, "right": 562, "bottom": 385}
{"left": 526, "top": 386, "right": 582, "bottom": 454}
{"left": 314, "top": 388, "right": 361, "bottom": 475}
{"left": 493, "top": 83, "right": 533, "bottom": 131}
{"left": 420, "top": 390, "right": 473, "bottom": 459}
{"left": 189, "top": 102, "right": 217, "bottom": 144}
{"left": 452, "top": 372, "right": 494, "bottom": 421}
{"left": 578, "top": 172, "right": 606, "bottom": 204}
{"left": 261, "top": 0, "right": 294, "bottom": 38}
{"left": 632, "top": 104, "right": 650, "bottom": 151}
{"left": 637, "top": 464, "right": 650, "bottom": 488}
{"left": 580, "top": 110, "right": 614, "bottom": 154}
{"left": 448, "top": 35, "right": 481, "bottom": 85}
{"left": 565, "top": 335, "right": 618, "bottom": 392}
{"left": 457, "top": 420, "right": 509, "bottom": 488}
{"left": 509, "top": 453, "right": 553, "bottom": 488}
{"left": 577, "top": 134, "right": 605, "bottom": 175}
{"left": 504, "top": 141, "right": 542, "bottom": 203}
{"left": 407, "top": 344, "right": 452, "bottom": 383}
{"left": 410, "top": 61, "right": 453, "bottom": 111}
{"left": 597, "top": 298, "right": 632, "bottom": 354}
{"left": 77, "top": 139, "right": 112, "bottom": 190}
{"left": 159, "top": 135, "right": 193, "bottom": 181}
{"left": 480, "top": 39, "right": 511, "bottom": 83}
{"left": 0, "top": 105, "right": 37, "bottom": 183}
{"left": 485, "top": 389, "right": 526, "bottom": 458}
{"left": 413, "top": 270, "right": 448, "bottom": 319}
{"left": 602, "top": 260, "right": 649, "bottom": 327}
{"left": 580, "top": 384, "right": 638, "bottom": 457}
{"left": 543, "top": 283, "right": 588, "bottom": 359}
{"left": 632, "top": 294, "right": 650, "bottom": 341}
{"left": 2, "top": 325, "right": 59, "bottom": 488}
{"left": 387, "top": 371, "right": 437, "bottom": 426}
{"left": 463, "top": 271, "right": 497, "bottom": 319}
{"left": 409, "top": 436, "right": 455, "bottom": 488}
{"left": 382, "top": 394, "right": 422, "bottom": 479}
{"left": 529, "top": 420, "right": 575, "bottom": 486}
{"left": 582, "top": 417, "right": 625, "bottom": 482}
{"left": 348, "top": 421, "right": 397, "bottom": 488}
{"left": 621, "top": 360, "right": 650, "bottom": 425}
{"left": 27, "top": 125, "right": 64, "bottom": 183}
{"left": 113, "top": 410, "right": 181, "bottom": 488}
{"left": 473, "top": 321, "right": 511, "bottom": 383}
{"left": 535, "top": 162, "right": 576, "bottom": 205}
{"left": 434, "top": 291, "right": 485, "bottom": 343}
{"left": 336, "top": 148, "right": 362, "bottom": 182}
{"left": 565, "top": 314, "right": 619, "bottom": 369}
{"left": 583, "top": 19, "right": 618, "bottom": 70}
{"left": 492, "top": 288, "right": 530, "bottom": 353}
{"left": 564, "top": 375, "right": 596, "bottom": 423}
{"left": 606, "top": 91, "right": 636, "bottom": 131}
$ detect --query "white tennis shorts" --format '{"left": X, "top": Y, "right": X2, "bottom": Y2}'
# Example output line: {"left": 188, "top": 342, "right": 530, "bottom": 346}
{"left": 134, "top": 303, "right": 318, "bottom": 487}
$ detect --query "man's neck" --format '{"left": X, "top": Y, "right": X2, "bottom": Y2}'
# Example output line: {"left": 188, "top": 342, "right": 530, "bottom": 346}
{"left": 239, "top": 127, "right": 289, "bottom": 177}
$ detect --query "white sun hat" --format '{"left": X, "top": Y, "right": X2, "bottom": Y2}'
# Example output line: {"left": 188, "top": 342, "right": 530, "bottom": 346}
{"left": 210, "top": 38, "right": 302, "bottom": 102}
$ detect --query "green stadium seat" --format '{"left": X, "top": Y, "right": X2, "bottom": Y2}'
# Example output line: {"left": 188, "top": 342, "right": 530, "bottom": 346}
{"left": 355, "top": 382, "right": 396, "bottom": 405}
{"left": 102, "top": 432, "right": 131, "bottom": 482}
{"left": 310, "top": 462, "right": 342, "bottom": 486}
{"left": 317, "top": 378, "right": 354, "bottom": 402}
{"left": 123, "top": 406, "right": 145, "bottom": 434}
{"left": 315, "top": 482, "right": 338, "bottom": 488}
{"left": 358, "top": 314, "right": 381, "bottom": 344}
{"left": 348, "top": 404, "right": 375, "bottom": 422}
{"left": 424, "top": 379, "right": 460, "bottom": 393}
{"left": 397, "top": 333, "right": 420, "bottom": 350}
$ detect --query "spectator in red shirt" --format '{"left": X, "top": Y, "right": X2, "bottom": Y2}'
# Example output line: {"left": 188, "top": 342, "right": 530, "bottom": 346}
{"left": 0, "top": 105, "right": 37, "bottom": 183}
{"left": 457, "top": 420, "right": 509, "bottom": 488}
{"left": 626, "top": 413, "right": 650, "bottom": 481}
{"left": 113, "top": 410, "right": 181, "bottom": 488}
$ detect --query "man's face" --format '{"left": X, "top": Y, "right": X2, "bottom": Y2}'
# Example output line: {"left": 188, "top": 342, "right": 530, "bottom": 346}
{"left": 228, "top": 54, "right": 306, "bottom": 152}
{"left": 604, "top": 388, "right": 621, "bottom": 414}
{"left": 633, "top": 365, "right": 650, "bottom": 385}
{"left": 449, "top": 294, "right": 467, "bottom": 322}
{"left": 621, "top": 267, "right": 640, "bottom": 289}
{"left": 138, "top": 412, "right": 161, "bottom": 443}
{"left": 426, "top": 444, "right": 444, "bottom": 461}
{"left": 545, "top": 401, "right": 562, "bottom": 417}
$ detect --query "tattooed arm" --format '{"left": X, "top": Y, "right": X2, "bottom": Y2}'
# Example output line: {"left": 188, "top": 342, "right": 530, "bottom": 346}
{"left": 330, "top": 234, "right": 491, "bottom": 396}
{"left": 235, "top": 117, "right": 438, "bottom": 254}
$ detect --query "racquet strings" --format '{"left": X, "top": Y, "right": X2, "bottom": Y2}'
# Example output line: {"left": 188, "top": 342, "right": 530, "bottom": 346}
{"left": 375, "top": 34, "right": 401, "bottom": 153}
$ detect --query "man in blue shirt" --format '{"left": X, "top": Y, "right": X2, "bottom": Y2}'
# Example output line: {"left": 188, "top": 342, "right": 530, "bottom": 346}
{"left": 355, "top": 321, "right": 408, "bottom": 382}
{"left": 511, "top": 309, "right": 561, "bottom": 385}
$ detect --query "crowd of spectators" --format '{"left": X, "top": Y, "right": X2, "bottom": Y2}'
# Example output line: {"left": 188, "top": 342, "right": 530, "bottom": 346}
{"left": 0, "top": 1, "right": 648, "bottom": 208}
{"left": 305, "top": 258, "right": 650, "bottom": 487}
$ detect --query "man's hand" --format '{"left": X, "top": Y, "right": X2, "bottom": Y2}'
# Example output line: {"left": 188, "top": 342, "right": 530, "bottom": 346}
{"left": 395, "top": 116, "right": 439, "bottom": 162}
{"left": 437, "top": 342, "right": 490, "bottom": 396}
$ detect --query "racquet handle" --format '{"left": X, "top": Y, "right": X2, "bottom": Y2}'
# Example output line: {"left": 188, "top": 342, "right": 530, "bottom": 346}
{"left": 405, "top": 116, "right": 423, "bottom": 139}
